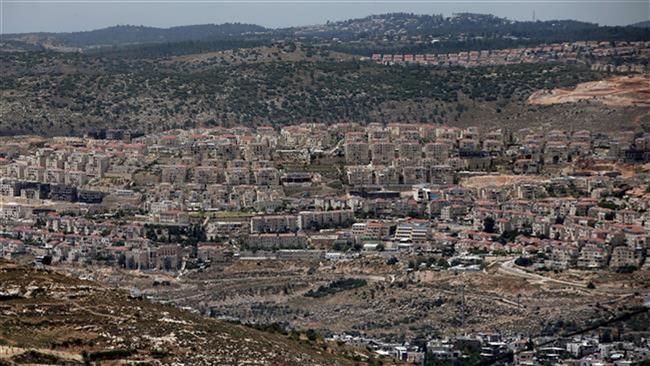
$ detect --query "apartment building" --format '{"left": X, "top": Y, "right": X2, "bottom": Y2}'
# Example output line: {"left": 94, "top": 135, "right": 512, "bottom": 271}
{"left": 250, "top": 215, "right": 298, "bottom": 233}
{"left": 345, "top": 142, "right": 370, "bottom": 165}
{"left": 298, "top": 210, "right": 354, "bottom": 231}
{"left": 394, "top": 222, "right": 431, "bottom": 244}
{"left": 609, "top": 246, "right": 639, "bottom": 269}
{"left": 371, "top": 141, "right": 395, "bottom": 165}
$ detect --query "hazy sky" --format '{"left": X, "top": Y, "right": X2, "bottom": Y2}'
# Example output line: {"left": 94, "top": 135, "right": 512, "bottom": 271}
{"left": 2, "top": 0, "right": 649, "bottom": 34}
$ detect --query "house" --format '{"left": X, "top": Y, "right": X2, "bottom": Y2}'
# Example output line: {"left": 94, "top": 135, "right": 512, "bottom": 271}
{"left": 197, "top": 244, "right": 233, "bottom": 263}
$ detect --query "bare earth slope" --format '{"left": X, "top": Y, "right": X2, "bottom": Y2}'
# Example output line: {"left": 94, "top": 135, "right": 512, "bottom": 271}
{"left": 528, "top": 75, "right": 650, "bottom": 107}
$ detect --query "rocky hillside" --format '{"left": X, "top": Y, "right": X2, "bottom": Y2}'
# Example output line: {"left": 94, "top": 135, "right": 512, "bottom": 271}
{"left": 0, "top": 260, "right": 359, "bottom": 365}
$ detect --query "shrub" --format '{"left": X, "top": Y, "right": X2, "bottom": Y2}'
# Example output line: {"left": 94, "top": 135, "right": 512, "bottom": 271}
{"left": 615, "top": 265, "right": 637, "bottom": 273}
{"left": 483, "top": 217, "right": 496, "bottom": 233}
{"left": 304, "top": 278, "right": 367, "bottom": 298}
{"left": 87, "top": 348, "right": 136, "bottom": 361}
{"left": 386, "top": 257, "right": 399, "bottom": 265}
{"left": 515, "top": 256, "right": 533, "bottom": 267}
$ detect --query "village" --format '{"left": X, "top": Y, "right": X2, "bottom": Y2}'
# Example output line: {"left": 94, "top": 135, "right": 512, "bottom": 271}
{"left": 0, "top": 121, "right": 648, "bottom": 364}
{"left": 327, "top": 330, "right": 650, "bottom": 365}
{"left": 369, "top": 40, "right": 650, "bottom": 72}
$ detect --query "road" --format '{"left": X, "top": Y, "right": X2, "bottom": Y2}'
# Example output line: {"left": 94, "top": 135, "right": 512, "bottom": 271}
{"left": 498, "top": 260, "right": 645, "bottom": 301}
{"left": 498, "top": 259, "right": 588, "bottom": 288}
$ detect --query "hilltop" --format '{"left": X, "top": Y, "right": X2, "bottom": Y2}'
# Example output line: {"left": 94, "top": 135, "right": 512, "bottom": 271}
{"left": 1, "top": 12, "right": 648, "bottom": 137}
{"left": 629, "top": 20, "right": 650, "bottom": 28}
{"left": 0, "top": 260, "right": 365, "bottom": 365}
{"left": 4, "top": 12, "right": 647, "bottom": 54}
{"left": 5, "top": 23, "right": 268, "bottom": 51}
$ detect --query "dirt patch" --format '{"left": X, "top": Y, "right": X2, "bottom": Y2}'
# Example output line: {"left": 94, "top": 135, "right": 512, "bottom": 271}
{"left": 461, "top": 175, "right": 543, "bottom": 189}
{"left": 528, "top": 75, "right": 650, "bottom": 107}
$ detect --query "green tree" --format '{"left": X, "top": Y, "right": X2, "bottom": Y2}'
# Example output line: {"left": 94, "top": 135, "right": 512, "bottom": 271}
{"left": 483, "top": 217, "right": 496, "bottom": 233}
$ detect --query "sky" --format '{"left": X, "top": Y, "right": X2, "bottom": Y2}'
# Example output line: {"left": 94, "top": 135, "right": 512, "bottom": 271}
{"left": 2, "top": 0, "right": 649, "bottom": 34}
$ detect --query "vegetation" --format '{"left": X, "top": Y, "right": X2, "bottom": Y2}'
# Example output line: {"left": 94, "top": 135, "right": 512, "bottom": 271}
{"left": 408, "top": 256, "right": 449, "bottom": 270}
{"left": 615, "top": 265, "right": 638, "bottom": 273}
{"left": 86, "top": 349, "right": 136, "bottom": 362}
{"left": 598, "top": 200, "right": 619, "bottom": 210}
{"left": 0, "top": 260, "right": 354, "bottom": 365}
{"left": 515, "top": 256, "right": 533, "bottom": 267}
{"left": 8, "top": 23, "right": 267, "bottom": 48}
{"left": 498, "top": 230, "right": 524, "bottom": 244}
{"left": 7, "top": 13, "right": 648, "bottom": 57}
{"left": 304, "top": 278, "right": 367, "bottom": 298}
{"left": 90, "top": 38, "right": 270, "bottom": 58}
{"left": 0, "top": 50, "right": 607, "bottom": 136}
{"left": 483, "top": 217, "right": 496, "bottom": 233}
{"left": 386, "top": 256, "right": 399, "bottom": 265}
{"left": 11, "top": 350, "right": 72, "bottom": 365}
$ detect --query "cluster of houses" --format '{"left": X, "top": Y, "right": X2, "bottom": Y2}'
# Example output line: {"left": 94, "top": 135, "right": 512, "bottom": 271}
{"left": 330, "top": 331, "right": 650, "bottom": 365}
{"left": 0, "top": 121, "right": 648, "bottom": 274}
{"left": 369, "top": 40, "right": 650, "bottom": 71}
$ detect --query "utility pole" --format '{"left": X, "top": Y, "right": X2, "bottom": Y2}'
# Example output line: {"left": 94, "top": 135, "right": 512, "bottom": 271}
{"left": 460, "top": 283, "right": 466, "bottom": 332}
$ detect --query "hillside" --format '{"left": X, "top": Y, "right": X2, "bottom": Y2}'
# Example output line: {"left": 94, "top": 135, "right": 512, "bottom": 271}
{"left": 307, "top": 13, "right": 649, "bottom": 55}
{"left": 2, "top": 12, "right": 649, "bottom": 137}
{"left": 6, "top": 23, "right": 268, "bottom": 50}
{"left": 528, "top": 75, "right": 650, "bottom": 107}
{"left": 630, "top": 20, "right": 650, "bottom": 28}
{"left": 5, "top": 48, "right": 646, "bottom": 137}
{"left": 0, "top": 260, "right": 361, "bottom": 365}
{"left": 5, "top": 13, "right": 648, "bottom": 55}
{"left": 84, "top": 257, "right": 650, "bottom": 345}
{"left": 294, "top": 12, "right": 634, "bottom": 40}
